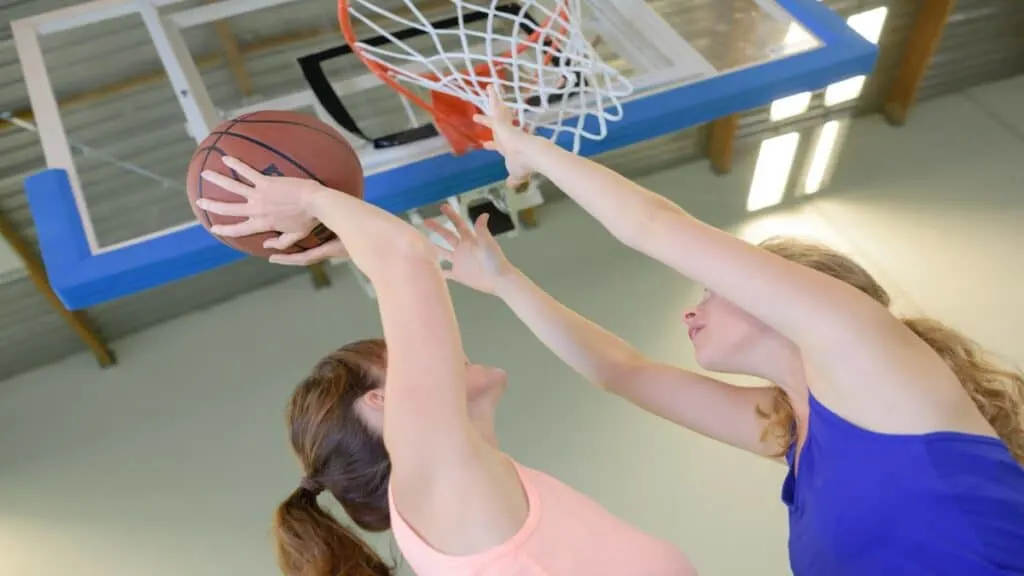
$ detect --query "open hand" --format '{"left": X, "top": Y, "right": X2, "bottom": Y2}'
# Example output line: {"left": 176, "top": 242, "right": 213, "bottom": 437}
{"left": 425, "top": 203, "right": 514, "bottom": 295}
{"left": 197, "top": 156, "right": 322, "bottom": 252}
{"left": 473, "top": 86, "right": 536, "bottom": 189}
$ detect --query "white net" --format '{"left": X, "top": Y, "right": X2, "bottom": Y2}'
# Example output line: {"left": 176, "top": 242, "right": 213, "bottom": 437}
{"left": 340, "top": 0, "right": 633, "bottom": 153}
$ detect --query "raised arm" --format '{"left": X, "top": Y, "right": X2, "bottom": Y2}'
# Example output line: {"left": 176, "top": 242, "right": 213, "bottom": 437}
{"left": 199, "top": 159, "right": 527, "bottom": 554}
{"left": 198, "top": 159, "right": 473, "bottom": 465}
{"left": 428, "top": 205, "right": 779, "bottom": 456}
{"left": 476, "top": 88, "right": 966, "bottom": 431}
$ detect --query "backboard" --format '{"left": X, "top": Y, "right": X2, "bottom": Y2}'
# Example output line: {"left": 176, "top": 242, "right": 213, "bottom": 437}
{"left": 12, "top": 0, "right": 877, "bottom": 309}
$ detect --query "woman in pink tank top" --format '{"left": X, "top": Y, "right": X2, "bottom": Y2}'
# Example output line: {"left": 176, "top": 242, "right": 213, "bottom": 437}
{"left": 197, "top": 158, "right": 696, "bottom": 576}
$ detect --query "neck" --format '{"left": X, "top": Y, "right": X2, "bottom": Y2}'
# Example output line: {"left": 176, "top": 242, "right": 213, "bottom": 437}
{"left": 748, "top": 340, "right": 811, "bottom": 414}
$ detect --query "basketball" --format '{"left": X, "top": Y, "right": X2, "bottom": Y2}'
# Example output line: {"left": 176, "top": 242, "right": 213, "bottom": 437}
{"left": 186, "top": 110, "right": 364, "bottom": 258}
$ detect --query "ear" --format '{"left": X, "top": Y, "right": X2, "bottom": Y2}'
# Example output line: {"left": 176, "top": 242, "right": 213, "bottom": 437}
{"left": 364, "top": 388, "right": 386, "bottom": 410}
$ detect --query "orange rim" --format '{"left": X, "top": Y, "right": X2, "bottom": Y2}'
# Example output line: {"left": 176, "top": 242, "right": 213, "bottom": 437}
{"left": 338, "top": 1, "right": 571, "bottom": 155}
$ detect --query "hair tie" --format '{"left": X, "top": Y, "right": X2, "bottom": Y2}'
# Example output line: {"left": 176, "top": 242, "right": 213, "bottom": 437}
{"left": 299, "top": 476, "right": 324, "bottom": 495}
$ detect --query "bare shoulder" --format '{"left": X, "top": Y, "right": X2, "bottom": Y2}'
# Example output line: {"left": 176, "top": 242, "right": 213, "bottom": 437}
{"left": 804, "top": 319, "right": 999, "bottom": 437}
{"left": 390, "top": 435, "right": 531, "bottom": 557}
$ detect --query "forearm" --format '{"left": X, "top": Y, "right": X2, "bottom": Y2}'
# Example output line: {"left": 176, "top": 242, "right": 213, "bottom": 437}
{"left": 493, "top": 267, "right": 642, "bottom": 390}
{"left": 524, "top": 137, "right": 685, "bottom": 247}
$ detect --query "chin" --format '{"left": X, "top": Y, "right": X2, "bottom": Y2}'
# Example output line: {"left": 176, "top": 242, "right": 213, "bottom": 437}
{"left": 692, "top": 344, "right": 734, "bottom": 374}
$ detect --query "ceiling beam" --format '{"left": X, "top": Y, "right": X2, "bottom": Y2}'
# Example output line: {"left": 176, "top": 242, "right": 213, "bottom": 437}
{"left": 0, "top": 211, "right": 115, "bottom": 368}
{"left": 883, "top": 0, "right": 956, "bottom": 126}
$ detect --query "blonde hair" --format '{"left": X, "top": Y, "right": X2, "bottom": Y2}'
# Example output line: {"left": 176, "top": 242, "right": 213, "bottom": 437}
{"left": 754, "top": 237, "right": 1024, "bottom": 463}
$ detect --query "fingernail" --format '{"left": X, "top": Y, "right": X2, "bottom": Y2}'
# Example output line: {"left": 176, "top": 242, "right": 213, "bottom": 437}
{"left": 195, "top": 199, "right": 207, "bottom": 208}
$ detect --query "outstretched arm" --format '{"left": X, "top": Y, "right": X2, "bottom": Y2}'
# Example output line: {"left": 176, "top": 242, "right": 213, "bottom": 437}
{"left": 429, "top": 205, "right": 778, "bottom": 456}
{"left": 494, "top": 267, "right": 780, "bottom": 456}
{"left": 200, "top": 161, "right": 528, "bottom": 554}
{"left": 477, "top": 88, "right": 966, "bottom": 432}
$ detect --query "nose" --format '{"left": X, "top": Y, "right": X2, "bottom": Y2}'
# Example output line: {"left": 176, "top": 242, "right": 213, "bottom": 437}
{"left": 681, "top": 308, "right": 698, "bottom": 326}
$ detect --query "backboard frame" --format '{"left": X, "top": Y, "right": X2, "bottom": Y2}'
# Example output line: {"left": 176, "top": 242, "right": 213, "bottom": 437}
{"left": 13, "top": 0, "right": 877, "bottom": 310}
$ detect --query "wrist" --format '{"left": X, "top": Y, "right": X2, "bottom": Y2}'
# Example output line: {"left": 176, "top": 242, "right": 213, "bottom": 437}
{"left": 519, "top": 134, "right": 555, "bottom": 165}
{"left": 491, "top": 265, "right": 524, "bottom": 299}
{"left": 301, "top": 183, "right": 338, "bottom": 219}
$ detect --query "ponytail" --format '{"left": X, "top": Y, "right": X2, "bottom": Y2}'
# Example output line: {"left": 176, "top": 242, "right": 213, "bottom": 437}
{"left": 274, "top": 486, "right": 392, "bottom": 576}
{"left": 901, "top": 317, "right": 1024, "bottom": 463}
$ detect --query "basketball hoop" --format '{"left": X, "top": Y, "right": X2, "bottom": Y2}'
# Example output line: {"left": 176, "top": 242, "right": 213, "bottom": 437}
{"left": 337, "top": 0, "right": 633, "bottom": 155}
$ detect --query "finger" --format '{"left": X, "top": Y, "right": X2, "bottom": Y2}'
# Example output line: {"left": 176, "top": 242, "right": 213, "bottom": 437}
{"left": 424, "top": 218, "right": 460, "bottom": 246}
{"left": 201, "top": 170, "right": 253, "bottom": 198}
{"left": 208, "top": 217, "right": 269, "bottom": 237}
{"left": 263, "top": 231, "right": 307, "bottom": 251}
{"left": 474, "top": 213, "right": 492, "bottom": 238}
{"left": 442, "top": 204, "right": 474, "bottom": 239}
{"left": 482, "top": 141, "right": 498, "bottom": 151}
{"left": 197, "top": 197, "right": 254, "bottom": 217}
{"left": 268, "top": 242, "right": 339, "bottom": 266}
{"left": 473, "top": 114, "right": 494, "bottom": 128}
{"left": 490, "top": 85, "right": 514, "bottom": 124}
{"left": 221, "top": 156, "right": 265, "bottom": 184}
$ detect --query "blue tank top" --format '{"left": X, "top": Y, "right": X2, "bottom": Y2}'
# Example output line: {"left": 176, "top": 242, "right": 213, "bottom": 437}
{"left": 784, "top": 392, "right": 1024, "bottom": 576}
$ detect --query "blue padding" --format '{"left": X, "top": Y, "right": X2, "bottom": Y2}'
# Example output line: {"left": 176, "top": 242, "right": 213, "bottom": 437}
{"left": 26, "top": 0, "right": 877, "bottom": 310}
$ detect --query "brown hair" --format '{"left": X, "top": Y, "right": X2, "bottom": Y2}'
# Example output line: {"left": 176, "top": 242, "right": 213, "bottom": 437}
{"left": 754, "top": 237, "right": 1024, "bottom": 463}
{"left": 273, "top": 339, "right": 394, "bottom": 576}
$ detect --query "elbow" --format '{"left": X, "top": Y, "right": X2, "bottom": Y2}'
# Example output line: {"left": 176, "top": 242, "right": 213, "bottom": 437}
{"left": 597, "top": 352, "right": 648, "bottom": 395}
{"left": 616, "top": 202, "right": 685, "bottom": 253}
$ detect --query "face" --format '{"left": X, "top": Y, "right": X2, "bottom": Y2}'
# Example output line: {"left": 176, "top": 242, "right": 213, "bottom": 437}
{"left": 682, "top": 289, "right": 776, "bottom": 373}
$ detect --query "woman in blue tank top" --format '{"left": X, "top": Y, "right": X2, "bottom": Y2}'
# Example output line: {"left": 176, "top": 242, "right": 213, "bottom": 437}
{"left": 457, "top": 87, "right": 1024, "bottom": 574}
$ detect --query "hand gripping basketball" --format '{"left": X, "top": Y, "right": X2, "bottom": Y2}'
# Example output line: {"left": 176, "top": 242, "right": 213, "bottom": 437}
{"left": 197, "top": 157, "right": 346, "bottom": 264}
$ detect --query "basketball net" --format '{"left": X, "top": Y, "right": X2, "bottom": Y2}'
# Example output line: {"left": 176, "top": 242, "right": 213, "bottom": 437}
{"left": 338, "top": 0, "right": 633, "bottom": 155}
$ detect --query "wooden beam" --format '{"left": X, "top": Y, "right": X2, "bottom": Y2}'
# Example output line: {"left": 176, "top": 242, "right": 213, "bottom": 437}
{"left": 306, "top": 261, "right": 331, "bottom": 289}
{"left": 883, "top": 0, "right": 956, "bottom": 126}
{"left": 0, "top": 212, "right": 115, "bottom": 368}
{"left": 707, "top": 114, "right": 739, "bottom": 174}
{"left": 704, "top": 2, "right": 757, "bottom": 175}
{"left": 207, "top": 0, "right": 253, "bottom": 97}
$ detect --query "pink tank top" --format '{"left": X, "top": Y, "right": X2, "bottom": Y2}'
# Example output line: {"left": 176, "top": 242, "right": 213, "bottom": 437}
{"left": 388, "top": 460, "right": 697, "bottom": 575}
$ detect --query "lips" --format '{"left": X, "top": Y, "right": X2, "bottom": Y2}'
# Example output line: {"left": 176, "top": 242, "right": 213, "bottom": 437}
{"left": 688, "top": 326, "right": 704, "bottom": 340}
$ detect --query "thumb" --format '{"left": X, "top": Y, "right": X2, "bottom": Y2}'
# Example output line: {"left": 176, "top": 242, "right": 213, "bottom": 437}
{"left": 268, "top": 240, "right": 345, "bottom": 266}
{"left": 474, "top": 213, "right": 491, "bottom": 236}
{"left": 264, "top": 231, "right": 306, "bottom": 251}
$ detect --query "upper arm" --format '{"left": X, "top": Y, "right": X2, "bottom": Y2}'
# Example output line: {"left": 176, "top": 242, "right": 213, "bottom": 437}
{"left": 372, "top": 246, "right": 528, "bottom": 553}
{"left": 610, "top": 358, "right": 781, "bottom": 457}
{"left": 372, "top": 244, "right": 475, "bottom": 469}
